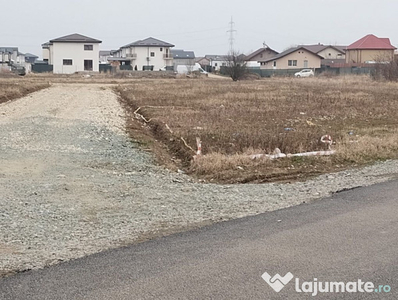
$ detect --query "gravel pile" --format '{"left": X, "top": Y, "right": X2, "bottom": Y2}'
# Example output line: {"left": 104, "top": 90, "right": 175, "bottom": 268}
{"left": 1, "top": 83, "right": 397, "bottom": 276}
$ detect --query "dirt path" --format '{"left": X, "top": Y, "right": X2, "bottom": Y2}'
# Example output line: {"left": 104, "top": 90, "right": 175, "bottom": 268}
{"left": 1, "top": 83, "right": 397, "bottom": 276}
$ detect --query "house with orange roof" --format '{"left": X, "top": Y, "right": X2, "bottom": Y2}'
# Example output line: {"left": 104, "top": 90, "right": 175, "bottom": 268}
{"left": 345, "top": 34, "right": 396, "bottom": 64}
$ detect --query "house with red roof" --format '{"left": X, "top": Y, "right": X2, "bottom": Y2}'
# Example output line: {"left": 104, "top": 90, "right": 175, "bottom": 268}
{"left": 345, "top": 34, "right": 396, "bottom": 64}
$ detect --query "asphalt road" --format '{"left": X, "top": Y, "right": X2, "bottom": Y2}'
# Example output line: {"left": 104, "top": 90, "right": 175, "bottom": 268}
{"left": 1, "top": 180, "right": 397, "bottom": 299}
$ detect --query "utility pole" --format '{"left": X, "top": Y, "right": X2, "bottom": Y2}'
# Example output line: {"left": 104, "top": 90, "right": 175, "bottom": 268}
{"left": 227, "top": 16, "right": 236, "bottom": 53}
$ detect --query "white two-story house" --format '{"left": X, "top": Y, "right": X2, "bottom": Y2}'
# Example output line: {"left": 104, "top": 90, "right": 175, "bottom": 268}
{"left": 43, "top": 33, "right": 102, "bottom": 74}
{"left": 112, "top": 37, "right": 174, "bottom": 71}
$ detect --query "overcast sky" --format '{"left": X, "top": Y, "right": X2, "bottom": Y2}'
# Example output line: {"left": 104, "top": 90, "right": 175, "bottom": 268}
{"left": 2, "top": 0, "right": 397, "bottom": 58}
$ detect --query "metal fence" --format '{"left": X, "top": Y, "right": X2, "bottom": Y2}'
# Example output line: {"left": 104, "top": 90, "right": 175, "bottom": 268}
{"left": 220, "top": 66, "right": 376, "bottom": 78}
{"left": 31, "top": 64, "right": 53, "bottom": 73}
{"left": 99, "top": 64, "right": 113, "bottom": 73}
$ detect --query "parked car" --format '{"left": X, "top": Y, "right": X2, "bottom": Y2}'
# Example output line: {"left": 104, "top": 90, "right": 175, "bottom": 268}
{"left": 10, "top": 64, "right": 26, "bottom": 76}
{"left": 294, "top": 69, "right": 314, "bottom": 78}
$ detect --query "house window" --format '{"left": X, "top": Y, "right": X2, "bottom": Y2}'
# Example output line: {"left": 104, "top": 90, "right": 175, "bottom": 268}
{"left": 150, "top": 52, "right": 155, "bottom": 57}
{"left": 215, "top": 63, "right": 218, "bottom": 67}
{"left": 273, "top": 61, "right": 276, "bottom": 67}
{"left": 84, "top": 45, "right": 93, "bottom": 51}
{"left": 63, "top": 59, "right": 73, "bottom": 65}
{"left": 288, "top": 60, "right": 297, "bottom": 66}
{"left": 160, "top": 48, "right": 163, "bottom": 52}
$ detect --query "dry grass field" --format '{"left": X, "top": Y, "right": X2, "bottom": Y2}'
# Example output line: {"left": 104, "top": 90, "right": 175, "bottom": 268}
{"left": 117, "top": 76, "right": 398, "bottom": 183}
{"left": 0, "top": 76, "right": 50, "bottom": 104}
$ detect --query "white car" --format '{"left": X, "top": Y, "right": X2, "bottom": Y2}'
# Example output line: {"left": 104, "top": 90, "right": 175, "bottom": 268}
{"left": 294, "top": 69, "right": 314, "bottom": 77}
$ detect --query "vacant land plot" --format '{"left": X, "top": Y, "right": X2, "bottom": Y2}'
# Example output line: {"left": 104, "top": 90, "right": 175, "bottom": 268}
{"left": 117, "top": 76, "right": 398, "bottom": 183}
{"left": 0, "top": 77, "right": 50, "bottom": 104}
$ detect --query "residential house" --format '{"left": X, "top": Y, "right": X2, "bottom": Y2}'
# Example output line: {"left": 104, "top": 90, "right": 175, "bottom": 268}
{"left": 259, "top": 46, "right": 323, "bottom": 70}
{"left": 41, "top": 42, "right": 51, "bottom": 63}
{"left": 298, "top": 44, "right": 347, "bottom": 67}
{"left": 112, "top": 37, "right": 174, "bottom": 71}
{"left": 195, "top": 57, "right": 211, "bottom": 71}
{"left": 99, "top": 50, "right": 112, "bottom": 64}
{"left": 172, "top": 49, "right": 195, "bottom": 71}
{"left": 24, "top": 53, "right": 39, "bottom": 64}
{"left": 244, "top": 45, "right": 279, "bottom": 67}
{"left": 301, "top": 44, "right": 346, "bottom": 60}
{"left": 0, "top": 47, "right": 25, "bottom": 65}
{"left": 205, "top": 55, "right": 227, "bottom": 71}
{"left": 345, "top": 34, "right": 396, "bottom": 64}
{"left": 43, "top": 33, "right": 102, "bottom": 74}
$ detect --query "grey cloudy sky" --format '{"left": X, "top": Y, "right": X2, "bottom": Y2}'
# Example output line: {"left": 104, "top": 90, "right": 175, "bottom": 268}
{"left": 2, "top": 0, "right": 397, "bottom": 58}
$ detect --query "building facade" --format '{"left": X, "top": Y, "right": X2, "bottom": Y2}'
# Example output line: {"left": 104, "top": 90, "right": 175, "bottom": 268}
{"left": 43, "top": 33, "right": 102, "bottom": 74}
{"left": 112, "top": 37, "right": 174, "bottom": 71}
{"left": 260, "top": 47, "right": 322, "bottom": 70}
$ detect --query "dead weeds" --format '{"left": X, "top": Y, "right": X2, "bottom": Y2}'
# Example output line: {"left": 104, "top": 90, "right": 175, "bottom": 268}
{"left": 114, "top": 76, "right": 398, "bottom": 183}
{"left": 0, "top": 77, "right": 50, "bottom": 104}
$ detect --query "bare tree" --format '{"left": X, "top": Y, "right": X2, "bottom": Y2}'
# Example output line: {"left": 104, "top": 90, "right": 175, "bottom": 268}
{"left": 372, "top": 54, "right": 398, "bottom": 81}
{"left": 225, "top": 50, "right": 247, "bottom": 81}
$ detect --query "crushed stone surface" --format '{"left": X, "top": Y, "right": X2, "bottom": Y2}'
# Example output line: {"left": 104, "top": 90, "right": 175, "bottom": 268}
{"left": 1, "top": 83, "right": 397, "bottom": 275}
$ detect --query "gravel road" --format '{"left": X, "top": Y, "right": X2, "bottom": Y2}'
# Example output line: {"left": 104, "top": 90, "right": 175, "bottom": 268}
{"left": 1, "top": 83, "right": 397, "bottom": 276}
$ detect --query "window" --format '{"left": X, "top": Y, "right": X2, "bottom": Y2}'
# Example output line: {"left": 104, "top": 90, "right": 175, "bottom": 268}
{"left": 288, "top": 60, "right": 297, "bottom": 66}
{"left": 304, "top": 60, "right": 308, "bottom": 68}
{"left": 273, "top": 61, "right": 276, "bottom": 67}
{"left": 84, "top": 45, "right": 93, "bottom": 51}
{"left": 215, "top": 63, "right": 218, "bottom": 67}
{"left": 160, "top": 47, "right": 163, "bottom": 52}
{"left": 63, "top": 59, "right": 72, "bottom": 65}
{"left": 150, "top": 52, "right": 155, "bottom": 57}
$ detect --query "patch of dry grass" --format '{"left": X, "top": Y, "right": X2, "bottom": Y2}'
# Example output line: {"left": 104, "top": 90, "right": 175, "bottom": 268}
{"left": 0, "top": 77, "right": 50, "bottom": 104}
{"left": 116, "top": 76, "right": 398, "bottom": 183}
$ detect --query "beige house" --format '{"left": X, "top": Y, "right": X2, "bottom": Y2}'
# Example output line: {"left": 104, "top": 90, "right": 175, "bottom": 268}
{"left": 300, "top": 44, "right": 346, "bottom": 60}
{"left": 346, "top": 34, "right": 396, "bottom": 63}
{"left": 259, "top": 46, "right": 322, "bottom": 70}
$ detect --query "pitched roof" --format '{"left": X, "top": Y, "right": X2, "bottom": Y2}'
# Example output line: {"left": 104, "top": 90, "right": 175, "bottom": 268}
{"left": 195, "top": 56, "right": 210, "bottom": 62}
{"left": 50, "top": 33, "right": 101, "bottom": 43}
{"left": 121, "top": 37, "right": 174, "bottom": 48}
{"left": 205, "top": 54, "right": 227, "bottom": 60}
{"left": 171, "top": 49, "right": 195, "bottom": 59}
{"left": 245, "top": 47, "right": 279, "bottom": 61}
{"left": 0, "top": 47, "right": 18, "bottom": 53}
{"left": 334, "top": 45, "right": 347, "bottom": 52}
{"left": 99, "top": 50, "right": 112, "bottom": 56}
{"left": 347, "top": 34, "right": 396, "bottom": 50}
{"left": 24, "top": 53, "right": 38, "bottom": 58}
{"left": 260, "top": 46, "right": 323, "bottom": 63}
{"left": 299, "top": 44, "right": 347, "bottom": 54}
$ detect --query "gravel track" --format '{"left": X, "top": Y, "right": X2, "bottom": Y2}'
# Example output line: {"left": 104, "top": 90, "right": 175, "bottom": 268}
{"left": 1, "top": 83, "right": 397, "bottom": 276}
